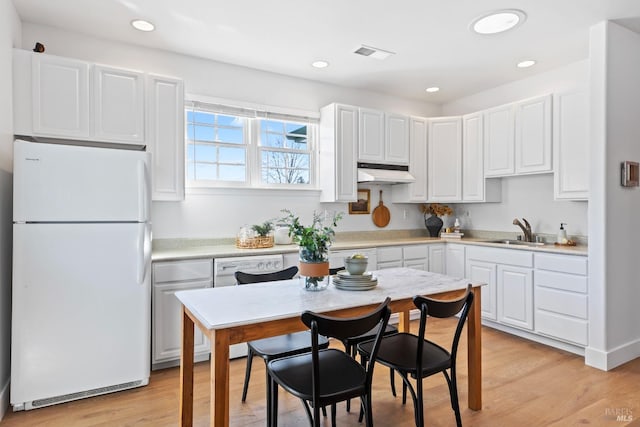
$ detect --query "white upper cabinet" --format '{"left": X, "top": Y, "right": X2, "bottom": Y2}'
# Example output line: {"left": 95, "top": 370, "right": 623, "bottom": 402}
{"left": 147, "top": 74, "right": 185, "bottom": 201}
{"left": 428, "top": 117, "right": 462, "bottom": 201}
{"left": 484, "top": 103, "right": 515, "bottom": 176}
{"left": 514, "top": 94, "right": 552, "bottom": 174}
{"left": 385, "top": 113, "right": 410, "bottom": 164}
{"left": 31, "top": 53, "right": 91, "bottom": 139}
{"left": 358, "top": 108, "right": 409, "bottom": 165}
{"left": 462, "top": 112, "right": 485, "bottom": 201}
{"left": 392, "top": 116, "right": 427, "bottom": 203}
{"left": 319, "top": 103, "right": 358, "bottom": 202}
{"left": 553, "top": 90, "right": 589, "bottom": 200}
{"left": 93, "top": 65, "right": 145, "bottom": 143}
{"left": 484, "top": 95, "right": 552, "bottom": 177}
{"left": 14, "top": 50, "right": 147, "bottom": 146}
{"left": 358, "top": 108, "right": 385, "bottom": 162}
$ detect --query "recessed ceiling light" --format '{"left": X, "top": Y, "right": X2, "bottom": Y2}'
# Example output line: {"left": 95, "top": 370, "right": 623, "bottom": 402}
{"left": 131, "top": 19, "right": 155, "bottom": 32}
{"left": 471, "top": 9, "right": 526, "bottom": 35}
{"left": 311, "top": 60, "right": 329, "bottom": 69}
{"left": 517, "top": 60, "right": 536, "bottom": 68}
{"left": 425, "top": 87, "right": 440, "bottom": 93}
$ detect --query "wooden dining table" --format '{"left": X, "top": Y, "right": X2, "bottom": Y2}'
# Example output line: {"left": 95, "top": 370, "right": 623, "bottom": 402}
{"left": 175, "top": 267, "right": 483, "bottom": 427}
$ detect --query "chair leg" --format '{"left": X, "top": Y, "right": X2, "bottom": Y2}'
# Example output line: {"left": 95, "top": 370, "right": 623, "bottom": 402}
{"left": 331, "top": 403, "right": 337, "bottom": 427}
{"left": 444, "top": 370, "right": 463, "bottom": 427}
{"left": 365, "top": 394, "right": 374, "bottom": 427}
{"left": 402, "top": 372, "right": 407, "bottom": 405}
{"left": 269, "top": 376, "right": 278, "bottom": 427}
{"left": 322, "top": 405, "right": 327, "bottom": 417}
{"left": 346, "top": 344, "right": 354, "bottom": 412}
{"left": 390, "top": 368, "right": 397, "bottom": 397}
{"left": 241, "top": 348, "right": 254, "bottom": 402}
{"left": 416, "top": 376, "right": 424, "bottom": 427}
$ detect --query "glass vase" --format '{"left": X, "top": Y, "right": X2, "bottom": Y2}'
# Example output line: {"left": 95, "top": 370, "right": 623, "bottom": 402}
{"left": 298, "top": 247, "right": 329, "bottom": 291}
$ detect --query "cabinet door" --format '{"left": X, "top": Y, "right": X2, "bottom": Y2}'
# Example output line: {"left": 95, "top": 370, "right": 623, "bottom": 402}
{"left": 392, "top": 116, "right": 427, "bottom": 202}
{"left": 428, "top": 117, "right": 462, "bottom": 201}
{"left": 462, "top": 112, "right": 485, "bottom": 201}
{"left": 427, "top": 244, "right": 445, "bottom": 274}
{"left": 385, "top": 113, "right": 410, "bottom": 164}
{"left": 404, "top": 259, "right": 428, "bottom": 270}
{"left": 466, "top": 260, "right": 496, "bottom": 320}
{"left": 377, "top": 260, "right": 403, "bottom": 270}
{"left": 514, "top": 95, "right": 552, "bottom": 174}
{"left": 148, "top": 74, "right": 185, "bottom": 201}
{"left": 358, "top": 108, "right": 385, "bottom": 162}
{"left": 553, "top": 91, "right": 589, "bottom": 200}
{"left": 497, "top": 265, "right": 533, "bottom": 330}
{"left": 94, "top": 65, "right": 145, "bottom": 143}
{"left": 445, "top": 244, "right": 465, "bottom": 278}
{"left": 319, "top": 103, "right": 358, "bottom": 202}
{"left": 484, "top": 104, "right": 514, "bottom": 176}
{"left": 32, "top": 54, "right": 90, "bottom": 138}
{"left": 152, "top": 280, "right": 211, "bottom": 364}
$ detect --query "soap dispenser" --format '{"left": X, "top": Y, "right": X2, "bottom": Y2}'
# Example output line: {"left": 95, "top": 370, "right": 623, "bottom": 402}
{"left": 557, "top": 223, "right": 568, "bottom": 244}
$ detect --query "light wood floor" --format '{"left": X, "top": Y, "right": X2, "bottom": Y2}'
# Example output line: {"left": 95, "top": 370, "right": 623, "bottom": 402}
{"left": 2, "top": 318, "right": 639, "bottom": 426}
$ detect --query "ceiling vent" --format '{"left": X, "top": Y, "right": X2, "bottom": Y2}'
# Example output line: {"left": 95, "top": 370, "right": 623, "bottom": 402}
{"left": 353, "top": 45, "right": 395, "bottom": 60}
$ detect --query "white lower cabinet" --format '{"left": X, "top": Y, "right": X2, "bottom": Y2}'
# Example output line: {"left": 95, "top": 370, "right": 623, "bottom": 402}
{"left": 377, "top": 246, "right": 404, "bottom": 270}
{"left": 377, "top": 244, "right": 439, "bottom": 271}
{"left": 427, "top": 244, "right": 445, "bottom": 274}
{"left": 497, "top": 265, "right": 533, "bottom": 330}
{"left": 466, "top": 246, "right": 533, "bottom": 329}
{"left": 152, "top": 259, "right": 213, "bottom": 369}
{"left": 534, "top": 253, "right": 588, "bottom": 346}
{"left": 445, "top": 244, "right": 465, "bottom": 278}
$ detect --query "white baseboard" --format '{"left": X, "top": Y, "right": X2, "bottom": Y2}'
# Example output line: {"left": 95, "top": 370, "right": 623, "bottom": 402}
{"left": 586, "top": 338, "right": 640, "bottom": 371}
{"left": 0, "top": 378, "right": 9, "bottom": 421}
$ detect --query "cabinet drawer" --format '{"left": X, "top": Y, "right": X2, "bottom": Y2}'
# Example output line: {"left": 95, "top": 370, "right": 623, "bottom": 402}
{"left": 403, "top": 244, "right": 428, "bottom": 260}
{"left": 377, "top": 246, "right": 403, "bottom": 263}
{"left": 535, "top": 253, "right": 587, "bottom": 275}
{"left": 153, "top": 259, "right": 213, "bottom": 283}
{"left": 536, "top": 287, "right": 588, "bottom": 319}
{"left": 466, "top": 246, "right": 533, "bottom": 267}
{"left": 535, "top": 310, "right": 588, "bottom": 346}
{"left": 535, "top": 270, "right": 587, "bottom": 293}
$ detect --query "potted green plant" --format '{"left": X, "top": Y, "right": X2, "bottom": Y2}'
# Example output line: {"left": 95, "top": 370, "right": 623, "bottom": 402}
{"left": 280, "top": 209, "right": 343, "bottom": 290}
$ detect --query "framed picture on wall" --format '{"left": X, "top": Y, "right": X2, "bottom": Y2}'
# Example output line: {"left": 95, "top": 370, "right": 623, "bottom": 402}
{"left": 349, "top": 189, "right": 370, "bottom": 214}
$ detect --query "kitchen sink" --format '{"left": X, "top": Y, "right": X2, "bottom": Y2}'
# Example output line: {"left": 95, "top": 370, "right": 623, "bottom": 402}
{"left": 486, "top": 239, "right": 545, "bottom": 247}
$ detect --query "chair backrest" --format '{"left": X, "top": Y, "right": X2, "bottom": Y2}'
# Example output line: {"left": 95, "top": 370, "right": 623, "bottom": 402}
{"left": 413, "top": 285, "right": 474, "bottom": 367}
{"left": 234, "top": 266, "right": 298, "bottom": 285}
{"left": 301, "top": 298, "right": 391, "bottom": 406}
{"left": 329, "top": 267, "right": 343, "bottom": 276}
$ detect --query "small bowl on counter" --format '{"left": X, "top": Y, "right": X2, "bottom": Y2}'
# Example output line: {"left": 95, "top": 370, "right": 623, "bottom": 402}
{"left": 344, "top": 255, "right": 368, "bottom": 275}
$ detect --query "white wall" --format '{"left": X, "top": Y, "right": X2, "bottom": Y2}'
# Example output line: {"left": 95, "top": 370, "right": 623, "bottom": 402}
{"left": 20, "top": 23, "right": 440, "bottom": 239}
{"left": 586, "top": 21, "right": 640, "bottom": 370}
{"left": 0, "top": 1, "right": 21, "bottom": 420}
{"left": 443, "top": 60, "right": 590, "bottom": 238}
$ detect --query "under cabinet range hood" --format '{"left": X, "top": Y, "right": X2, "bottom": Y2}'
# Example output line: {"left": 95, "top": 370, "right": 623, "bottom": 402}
{"left": 357, "top": 162, "right": 416, "bottom": 184}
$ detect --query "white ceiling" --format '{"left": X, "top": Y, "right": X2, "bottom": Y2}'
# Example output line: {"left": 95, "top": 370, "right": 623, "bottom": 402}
{"left": 12, "top": 0, "right": 640, "bottom": 104}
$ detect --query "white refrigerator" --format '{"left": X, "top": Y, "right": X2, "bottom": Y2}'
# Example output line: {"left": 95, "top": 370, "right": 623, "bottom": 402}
{"left": 11, "top": 140, "right": 152, "bottom": 411}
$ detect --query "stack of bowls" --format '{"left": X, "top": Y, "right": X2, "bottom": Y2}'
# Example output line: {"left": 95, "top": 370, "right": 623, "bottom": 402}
{"left": 344, "top": 255, "right": 368, "bottom": 275}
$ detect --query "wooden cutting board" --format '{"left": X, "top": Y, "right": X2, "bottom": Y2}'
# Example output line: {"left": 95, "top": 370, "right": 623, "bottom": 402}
{"left": 372, "top": 190, "right": 390, "bottom": 227}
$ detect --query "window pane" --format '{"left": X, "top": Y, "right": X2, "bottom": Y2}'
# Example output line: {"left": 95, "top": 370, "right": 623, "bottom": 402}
{"left": 262, "top": 133, "right": 284, "bottom": 148}
{"left": 193, "top": 111, "right": 215, "bottom": 124}
{"left": 217, "top": 115, "right": 239, "bottom": 127}
{"left": 219, "top": 146, "right": 245, "bottom": 163}
{"left": 219, "top": 165, "right": 245, "bottom": 181}
{"left": 186, "top": 144, "right": 195, "bottom": 161}
{"left": 261, "top": 120, "right": 283, "bottom": 133}
{"left": 286, "top": 123, "right": 306, "bottom": 134}
{"left": 193, "top": 144, "right": 217, "bottom": 163}
{"left": 261, "top": 151, "right": 310, "bottom": 184}
{"left": 193, "top": 126, "right": 214, "bottom": 142}
{"left": 286, "top": 135, "right": 307, "bottom": 149}
{"left": 194, "top": 164, "right": 217, "bottom": 180}
{"left": 186, "top": 163, "right": 195, "bottom": 180}
{"left": 218, "top": 127, "right": 244, "bottom": 144}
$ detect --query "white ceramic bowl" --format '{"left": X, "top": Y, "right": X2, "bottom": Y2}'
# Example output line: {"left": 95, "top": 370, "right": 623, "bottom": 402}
{"left": 344, "top": 256, "right": 368, "bottom": 275}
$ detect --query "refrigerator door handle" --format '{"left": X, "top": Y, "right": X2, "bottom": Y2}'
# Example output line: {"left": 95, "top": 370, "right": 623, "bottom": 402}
{"left": 138, "top": 160, "right": 150, "bottom": 222}
{"left": 138, "top": 224, "right": 151, "bottom": 285}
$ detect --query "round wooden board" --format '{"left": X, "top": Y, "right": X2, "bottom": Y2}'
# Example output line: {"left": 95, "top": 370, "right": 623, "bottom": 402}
{"left": 372, "top": 190, "right": 390, "bottom": 227}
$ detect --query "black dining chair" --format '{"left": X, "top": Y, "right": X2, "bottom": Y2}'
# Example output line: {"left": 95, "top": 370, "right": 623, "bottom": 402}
{"left": 357, "top": 285, "right": 474, "bottom": 427}
{"left": 329, "top": 265, "right": 399, "bottom": 410}
{"left": 235, "top": 266, "right": 330, "bottom": 404}
{"left": 267, "top": 297, "right": 391, "bottom": 427}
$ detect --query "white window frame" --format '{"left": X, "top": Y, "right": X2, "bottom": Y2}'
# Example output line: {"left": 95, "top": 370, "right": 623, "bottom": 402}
{"left": 185, "top": 95, "right": 319, "bottom": 190}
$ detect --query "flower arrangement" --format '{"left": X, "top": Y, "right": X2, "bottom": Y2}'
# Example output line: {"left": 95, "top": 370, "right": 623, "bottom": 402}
{"left": 419, "top": 203, "right": 453, "bottom": 217}
{"left": 280, "top": 209, "right": 343, "bottom": 263}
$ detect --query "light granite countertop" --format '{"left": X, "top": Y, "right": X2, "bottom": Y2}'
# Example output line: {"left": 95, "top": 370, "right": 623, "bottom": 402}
{"left": 152, "top": 230, "right": 588, "bottom": 262}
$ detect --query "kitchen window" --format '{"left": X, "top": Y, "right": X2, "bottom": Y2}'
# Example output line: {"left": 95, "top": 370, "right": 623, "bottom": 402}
{"left": 185, "top": 99, "right": 317, "bottom": 189}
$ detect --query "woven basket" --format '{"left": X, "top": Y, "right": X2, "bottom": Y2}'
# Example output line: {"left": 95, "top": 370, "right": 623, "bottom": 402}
{"left": 236, "top": 235, "right": 274, "bottom": 249}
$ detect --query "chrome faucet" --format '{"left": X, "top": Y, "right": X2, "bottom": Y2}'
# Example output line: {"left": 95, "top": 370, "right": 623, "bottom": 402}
{"left": 513, "top": 218, "right": 533, "bottom": 242}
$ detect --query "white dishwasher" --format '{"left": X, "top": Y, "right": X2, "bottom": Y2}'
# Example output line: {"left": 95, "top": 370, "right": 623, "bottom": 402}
{"left": 213, "top": 254, "right": 284, "bottom": 358}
